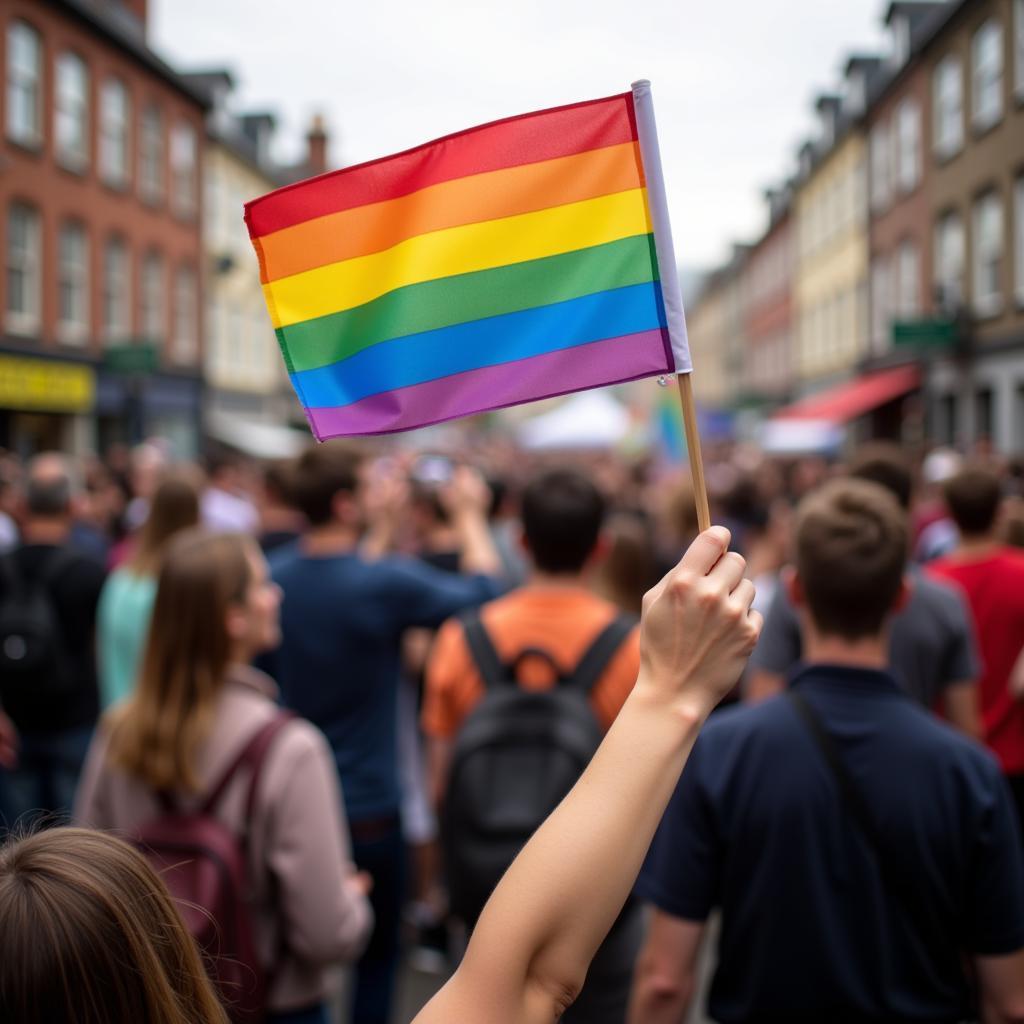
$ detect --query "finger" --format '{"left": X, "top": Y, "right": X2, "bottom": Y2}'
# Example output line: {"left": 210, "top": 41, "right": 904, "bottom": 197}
{"left": 708, "top": 551, "right": 746, "bottom": 592}
{"left": 747, "top": 608, "right": 764, "bottom": 636}
{"left": 730, "top": 577, "right": 756, "bottom": 612}
{"left": 678, "top": 526, "right": 731, "bottom": 576}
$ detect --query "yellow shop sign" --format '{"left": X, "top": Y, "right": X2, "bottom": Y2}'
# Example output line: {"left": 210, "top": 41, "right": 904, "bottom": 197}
{"left": 0, "top": 354, "right": 95, "bottom": 413}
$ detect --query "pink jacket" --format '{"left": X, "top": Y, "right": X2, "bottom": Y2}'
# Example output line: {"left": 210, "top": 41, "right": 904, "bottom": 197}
{"left": 75, "top": 666, "right": 373, "bottom": 1012}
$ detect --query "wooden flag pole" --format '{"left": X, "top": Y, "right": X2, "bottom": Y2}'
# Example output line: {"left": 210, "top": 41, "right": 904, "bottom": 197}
{"left": 676, "top": 373, "right": 711, "bottom": 532}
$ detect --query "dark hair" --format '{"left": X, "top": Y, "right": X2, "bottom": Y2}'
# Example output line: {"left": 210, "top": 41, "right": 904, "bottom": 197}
{"left": 521, "top": 468, "right": 606, "bottom": 574}
{"left": 26, "top": 454, "right": 74, "bottom": 518}
{"left": 26, "top": 477, "right": 71, "bottom": 518}
{"left": 290, "top": 443, "right": 362, "bottom": 526}
{"left": 847, "top": 443, "right": 913, "bottom": 510}
{"left": 204, "top": 448, "right": 242, "bottom": 480}
{"left": 263, "top": 459, "right": 298, "bottom": 506}
{"left": 943, "top": 465, "right": 1002, "bottom": 536}
{"left": 0, "top": 828, "right": 227, "bottom": 1024}
{"left": 795, "top": 478, "right": 907, "bottom": 641}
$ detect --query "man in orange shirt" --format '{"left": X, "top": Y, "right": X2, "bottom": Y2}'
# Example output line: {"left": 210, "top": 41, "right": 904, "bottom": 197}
{"left": 422, "top": 468, "right": 640, "bottom": 791}
{"left": 422, "top": 466, "right": 641, "bottom": 1023}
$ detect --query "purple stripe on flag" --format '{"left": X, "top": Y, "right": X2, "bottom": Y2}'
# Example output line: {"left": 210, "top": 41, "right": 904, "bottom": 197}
{"left": 305, "top": 328, "right": 671, "bottom": 439}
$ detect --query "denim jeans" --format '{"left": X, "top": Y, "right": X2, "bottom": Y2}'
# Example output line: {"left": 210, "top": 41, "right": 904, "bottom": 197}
{"left": 0, "top": 725, "right": 93, "bottom": 835}
{"left": 267, "top": 1003, "right": 330, "bottom": 1024}
{"left": 349, "top": 815, "right": 407, "bottom": 1024}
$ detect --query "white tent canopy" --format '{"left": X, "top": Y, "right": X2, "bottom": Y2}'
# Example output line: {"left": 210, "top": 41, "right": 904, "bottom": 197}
{"left": 517, "top": 390, "right": 630, "bottom": 451}
{"left": 758, "top": 418, "right": 844, "bottom": 456}
{"left": 205, "top": 411, "right": 310, "bottom": 460}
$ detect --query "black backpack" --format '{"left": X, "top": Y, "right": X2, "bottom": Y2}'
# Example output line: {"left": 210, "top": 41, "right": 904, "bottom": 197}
{"left": 442, "top": 610, "right": 635, "bottom": 924}
{"left": 0, "top": 549, "right": 78, "bottom": 700}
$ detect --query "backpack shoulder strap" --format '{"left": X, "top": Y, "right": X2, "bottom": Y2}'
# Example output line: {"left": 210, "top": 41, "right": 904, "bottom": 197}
{"left": 458, "top": 610, "right": 507, "bottom": 691}
{"left": 785, "top": 690, "right": 950, "bottom": 941}
{"left": 201, "top": 710, "right": 297, "bottom": 818}
{"left": 39, "top": 546, "right": 82, "bottom": 587}
{"left": 0, "top": 553, "right": 20, "bottom": 594}
{"left": 564, "top": 613, "right": 637, "bottom": 695}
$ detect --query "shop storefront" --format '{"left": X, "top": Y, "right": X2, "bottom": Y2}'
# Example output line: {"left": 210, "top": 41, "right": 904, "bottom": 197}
{"left": 94, "top": 346, "right": 202, "bottom": 457}
{"left": 0, "top": 352, "right": 96, "bottom": 457}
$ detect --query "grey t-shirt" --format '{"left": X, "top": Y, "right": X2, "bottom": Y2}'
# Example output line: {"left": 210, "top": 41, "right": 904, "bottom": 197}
{"left": 749, "top": 568, "right": 979, "bottom": 708}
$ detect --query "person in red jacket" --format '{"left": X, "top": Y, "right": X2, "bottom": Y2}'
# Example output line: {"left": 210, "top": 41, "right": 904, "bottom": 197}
{"left": 929, "top": 464, "right": 1024, "bottom": 834}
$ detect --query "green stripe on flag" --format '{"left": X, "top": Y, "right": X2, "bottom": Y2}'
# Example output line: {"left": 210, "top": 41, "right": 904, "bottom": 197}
{"left": 278, "top": 233, "right": 659, "bottom": 373}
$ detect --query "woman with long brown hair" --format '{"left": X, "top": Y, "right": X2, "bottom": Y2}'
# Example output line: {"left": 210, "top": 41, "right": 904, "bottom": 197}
{"left": 0, "top": 827, "right": 228, "bottom": 1024}
{"left": 96, "top": 466, "right": 200, "bottom": 707}
{"left": 77, "top": 530, "right": 372, "bottom": 1024}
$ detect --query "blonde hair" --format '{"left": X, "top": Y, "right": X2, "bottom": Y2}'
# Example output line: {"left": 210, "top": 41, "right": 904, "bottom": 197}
{"left": 108, "top": 530, "right": 252, "bottom": 792}
{"left": 0, "top": 828, "right": 227, "bottom": 1024}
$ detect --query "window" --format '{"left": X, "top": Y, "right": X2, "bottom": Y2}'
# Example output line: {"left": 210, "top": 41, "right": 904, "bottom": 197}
{"left": 228, "top": 302, "right": 244, "bottom": 369}
{"left": 895, "top": 99, "right": 920, "bottom": 194}
{"left": 173, "top": 266, "right": 198, "bottom": 360}
{"left": 892, "top": 17, "right": 911, "bottom": 67}
{"left": 141, "top": 250, "right": 165, "bottom": 341}
{"left": 57, "top": 221, "right": 89, "bottom": 341}
{"left": 1016, "top": 0, "right": 1024, "bottom": 99}
{"left": 972, "top": 19, "right": 1004, "bottom": 131}
{"left": 1015, "top": 176, "right": 1024, "bottom": 305}
{"left": 102, "top": 236, "right": 131, "bottom": 342}
{"left": 896, "top": 241, "right": 920, "bottom": 317}
{"left": 935, "top": 211, "right": 966, "bottom": 310}
{"left": 139, "top": 105, "right": 164, "bottom": 205}
{"left": 871, "top": 256, "right": 892, "bottom": 353}
{"left": 870, "top": 122, "right": 891, "bottom": 212}
{"left": 938, "top": 393, "right": 958, "bottom": 445}
{"left": 933, "top": 57, "right": 964, "bottom": 160}
{"left": 972, "top": 191, "right": 1004, "bottom": 317}
{"left": 171, "top": 121, "right": 198, "bottom": 218}
{"left": 5, "top": 202, "right": 41, "bottom": 333}
{"left": 100, "top": 78, "right": 131, "bottom": 188}
{"left": 55, "top": 52, "right": 89, "bottom": 170}
{"left": 975, "top": 387, "right": 994, "bottom": 439}
{"left": 6, "top": 21, "right": 42, "bottom": 146}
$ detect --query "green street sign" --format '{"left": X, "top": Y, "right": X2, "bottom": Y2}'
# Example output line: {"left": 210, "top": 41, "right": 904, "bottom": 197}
{"left": 891, "top": 318, "right": 957, "bottom": 349}
{"left": 103, "top": 343, "right": 159, "bottom": 374}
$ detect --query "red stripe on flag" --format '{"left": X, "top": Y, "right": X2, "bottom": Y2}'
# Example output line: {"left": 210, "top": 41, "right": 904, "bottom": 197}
{"left": 245, "top": 92, "right": 637, "bottom": 238}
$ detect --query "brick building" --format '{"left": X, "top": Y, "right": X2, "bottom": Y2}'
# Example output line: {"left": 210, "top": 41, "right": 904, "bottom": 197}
{"left": 867, "top": 5, "right": 942, "bottom": 360}
{"left": 0, "top": 0, "right": 207, "bottom": 457}
{"left": 743, "top": 187, "right": 794, "bottom": 408}
{"left": 921, "top": 0, "right": 1024, "bottom": 451}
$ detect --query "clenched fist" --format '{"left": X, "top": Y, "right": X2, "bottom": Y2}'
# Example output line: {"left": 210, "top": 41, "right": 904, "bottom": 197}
{"left": 639, "top": 526, "right": 762, "bottom": 717}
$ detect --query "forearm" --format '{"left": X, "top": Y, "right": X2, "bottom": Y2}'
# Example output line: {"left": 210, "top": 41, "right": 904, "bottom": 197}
{"left": 627, "top": 968, "right": 694, "bottom": 1024}
{"left": 1011, "top": 647, "right": 1024, "bottom": 701}
{"left": 453, "top": 510, "right": 502, "bottom": 576}
{"left": 943, "top": 681, "right": 983, "bottom": 740}
{"left": 465, "top": 678, "right": 706, "bottom": 1004}
{"left": 745, "top": 668, "right": 785, "bottom": 702}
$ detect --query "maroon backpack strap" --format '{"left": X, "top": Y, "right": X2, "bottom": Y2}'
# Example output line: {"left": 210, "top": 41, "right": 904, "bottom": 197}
{"left": 200, "top": 710, "right": 297, "bottom": 819}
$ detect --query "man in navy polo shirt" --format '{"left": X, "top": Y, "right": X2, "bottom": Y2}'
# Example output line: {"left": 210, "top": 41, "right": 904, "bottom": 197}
{"left": 628, "top": 478, "right": 1024, "bottom": 1024}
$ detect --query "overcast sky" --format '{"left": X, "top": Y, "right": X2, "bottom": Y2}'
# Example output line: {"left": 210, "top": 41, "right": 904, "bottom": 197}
{"left": 151, "top": 0, "right": 889, "bottom": 269}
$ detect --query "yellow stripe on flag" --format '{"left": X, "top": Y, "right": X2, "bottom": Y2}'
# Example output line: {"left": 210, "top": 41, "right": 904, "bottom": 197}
{"left": 263, "top": 187, "right": 652, "bottom": 329}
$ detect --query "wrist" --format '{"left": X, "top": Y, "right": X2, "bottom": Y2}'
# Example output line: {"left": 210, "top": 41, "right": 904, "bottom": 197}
{"left": 629, "top": 672, "right": 711, "bottom": 732}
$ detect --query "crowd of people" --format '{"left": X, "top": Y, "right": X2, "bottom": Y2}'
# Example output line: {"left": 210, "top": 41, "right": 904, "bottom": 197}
{"left": 0, "top": 433, "right": 1023, "bottom": 1023}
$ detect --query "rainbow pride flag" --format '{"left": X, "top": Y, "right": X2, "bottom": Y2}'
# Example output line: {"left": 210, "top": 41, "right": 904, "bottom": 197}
{"left": 245, "top": 81, "right": 690, "bottom": 438}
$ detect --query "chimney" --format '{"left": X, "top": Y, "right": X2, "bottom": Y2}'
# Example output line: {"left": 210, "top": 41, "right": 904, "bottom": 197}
{"left": 306, "top": 114, "right": 328, "bottom": 175}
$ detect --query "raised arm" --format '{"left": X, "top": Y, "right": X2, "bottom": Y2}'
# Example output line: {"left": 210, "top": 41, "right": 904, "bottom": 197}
{"left": 413, "top": 526, "right": 761, "bottom": 1024}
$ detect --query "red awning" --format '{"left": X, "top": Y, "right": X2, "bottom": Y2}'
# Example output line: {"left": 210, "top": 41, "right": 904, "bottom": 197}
{"left": 772, "top": 365, "right": 921, "bottom": 424}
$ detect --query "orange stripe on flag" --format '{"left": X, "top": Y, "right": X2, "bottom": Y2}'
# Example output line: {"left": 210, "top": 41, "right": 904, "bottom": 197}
{"left": 258, "top": 141, "right": 645, "bottom": 284}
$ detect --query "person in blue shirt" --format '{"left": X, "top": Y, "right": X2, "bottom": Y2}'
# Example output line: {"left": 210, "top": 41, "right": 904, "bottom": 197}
{"left": 267, "top": 443, "right": 503, "bottom": 1024}
{"left": 629, "top": 477, "right": 1024, "bottom": 1024}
